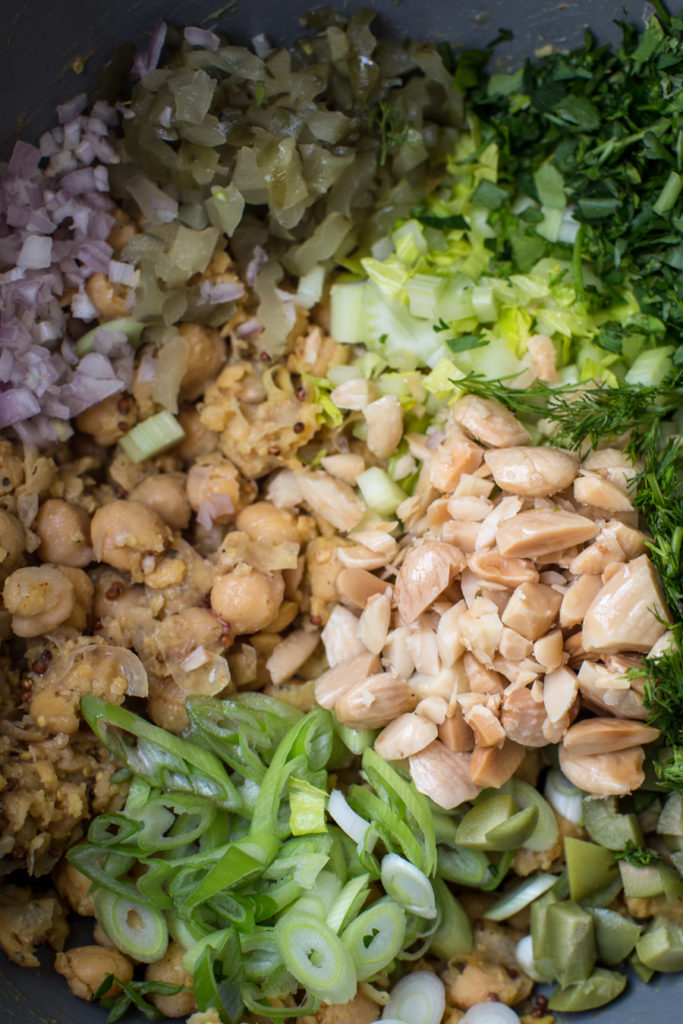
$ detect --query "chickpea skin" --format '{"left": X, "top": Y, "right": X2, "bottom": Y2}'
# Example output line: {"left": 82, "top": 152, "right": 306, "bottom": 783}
{"left": 177, "top": 405, "right": 218, "bottom": 462}
{"left": 176, "top": 323, "right": 227, "bottom": 401}
{"left": 76, "top": 393, "right": 137, "bottom": 447}
{"left": 145, "top": 942, "right": 196, "bottom": 1017}
{"left": 91, "top": 500, "right": 172, "bottom": 580}
{"left": 85, "top": 272, "right": 131, "bottom": 318}
{"left": 129, "top": 473, "right": 191, "bottom": 531}
{"left": 210, "top": 564, "right": 284, "bottom": 635}
{"left": 186, "top": 460, "right": 242, "bottom": 524}
{"left": 34, "top": 499, "right": 93, "bottom": 568}
{"left": 3, "top": 566, "right": 75, "bottom": 637}
{"left": 55, "top": 946, "right": 133, "bottom": 1001}
{"left": 0, "top": 509, "right": 24, "bottom": 578}
{"left": 236, "top": 501, "right": 300, "bottom": 546}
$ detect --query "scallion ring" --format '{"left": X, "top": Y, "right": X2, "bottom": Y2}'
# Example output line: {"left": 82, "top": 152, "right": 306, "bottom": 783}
{"left": 383, "top": 970, "right": 446, "bottom": 1024}
{"left": 95, "top": 890, "right": 168, "bottom": 963}
{"left": 381, "top": 852, "right": 436, "bottom": 919}
{"left": 274, "top": 910, "right": 356, "bottom": 1005}
{"left": 341, "top": 897, "right": 406, "bottom": 981}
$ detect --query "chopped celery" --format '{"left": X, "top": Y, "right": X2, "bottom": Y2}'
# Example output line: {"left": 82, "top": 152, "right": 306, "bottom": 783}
{"left": 624, "top": 346, "right": 675, "bottom": 386}
{"left": 119, "top": 411, "right": 185, "bottom": 463}
{"left": 356, "top": 468, "right": 406, "bottom": 517}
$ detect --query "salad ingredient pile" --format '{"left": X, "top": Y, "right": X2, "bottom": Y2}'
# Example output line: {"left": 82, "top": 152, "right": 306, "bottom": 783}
{"left": 0, "top": 6, "right": 683, "bottom": 1024}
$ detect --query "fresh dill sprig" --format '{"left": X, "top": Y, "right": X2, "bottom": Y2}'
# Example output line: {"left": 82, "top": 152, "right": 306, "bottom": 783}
{"left": 456, "top": 367, "right": 683, "bottom": 452}
{"left": 642, "top": 627, "right": 683, "bottom": 741}
{"left": 613, "top": 841, "right": 664, "bottom": 868}
{"left": 368, "top": 101, "right": 417, "bottom": 166}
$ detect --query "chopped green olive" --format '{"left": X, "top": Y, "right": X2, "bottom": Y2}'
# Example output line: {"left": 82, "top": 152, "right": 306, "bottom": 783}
{"left": 548, "top": 967, "right": 627, "bottom": 1012}
{"left": 636, "top": 917, "right": 683, "bottom": 973}
{"left": 564, "top": 836, "right": 619, "bottom": 902}
{"left": 582, "top": 796, "right": 643, "bottom": 851}
{"left": 546, "top": 901, "right": 596, "bottom": 987}
{"left": 588, "top": 907, "right": 641, "bottom": 966}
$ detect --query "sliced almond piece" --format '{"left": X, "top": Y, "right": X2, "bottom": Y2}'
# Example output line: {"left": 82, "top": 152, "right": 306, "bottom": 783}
{"left": 296, "top": 470, "right": 365, "bottom": 533}
{"left": 364, "top": 394, "right": 404, "bottom": 459}
{"left": 499, "top": 626, "right": 533, "bottom": 662}
{"left": 335, "top": 672, "right": 416, "bottom": 728}
{"left": 468, "top": 550, "right": 539, "bottom": 588}
{"left": 266, "top": 628, "right": 320, "bottom": 685}
{"left": 560, "top": 574, "right": 604, "bottom": 629}
{"left": 533, "top": 629, "right": 564, "bottom": 671}
{"left": 436, "top": 600, "right": 467, "bottom": 667}
{"left": 337, "top": 567, "right": 391, "bottom": 610}
{"left": 314, "top": 651, "right": 380, "bottom": 710}
{"left": 374, "top": 712, "right": 438, "bottom": 761}
{"left": 442, "top": 520, "right": 481, "bottom": 552}
{"left": 409, "top": 741, "right": 480, "bottom": 809}
{"left": 574, "top": 474, "right": 633, "bottom": 512}
{"left": 458, "top": 597, "right": 503, "bottom": 668}
{"left": 562, "top": 717, "right": 660, "bottom": 756}
{"left": 321, "top": 605, "right": 365, "bottom": 666}
{"left": 496, "top": 509, "right": 599, "bottom": 559}
{"left": 320, "top": 453, "right": 366, "bottom": 484}
{"left": 501, "top": 581, "right": 562, "bottom": 641}
{"left": 416, "top": 696, "right": 449, "bottom": 725}
{"left": 582, "top": 555, "right": 670, "bottom": 654}
{"left": 429, "top": 430, "right": 483, "bottom": 493}
{"left": 357, "top": 591, "right": 392, "bottom": 655}
{"left": 394, "top": 540, "right": 466, "bottom": 624}
{"left": 452, "top": 395, "right": 530, "bottom": 447}
{"left": 543, "top": 665, "right": 578, "bottom": 723}
{"left": 438, "top": 705, "right": 475, "bottom": 752}
{"left": 470, "top": 738, "right": 525, "bottom": 788}
{"left": 463, "top": 703, "right": 505, "bottom": 747}
{"left": 501, "top": 685, "right": 548, "bottom": 747}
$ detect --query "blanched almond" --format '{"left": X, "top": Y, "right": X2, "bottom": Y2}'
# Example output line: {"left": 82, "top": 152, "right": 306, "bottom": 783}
{"left": 382, "top": 626, "right": 415, "bottom": 679}
{"left": 560, "top": 574, "right": 604, "bottom": 628}
{"left": 577, "top": 660, "right": 648, "bottom": 721}
{"left": 453, "top": 473, "right": 495, "bottom": 499}
{"left": 321, "top": 605, "right": 365, "bottom": 666}
{"left": 527, "top": 333, "right": 557, "bottom": 382}
{"left": 499, "top": 627, "right": 533, "bottom": 661}
{"left": 329, "top": 377, "right": 379, "bottom": 410}
{"left": 543, "top": 665, "right": 578, "bottom": 723}
{"left": 409, "top": 741, "right": 480, "bottom": 809}
{"left": 559, "top": 744, "right": 645, "bottom": 796}
{"left": 314, "top": 651, "right": 381, "bottom": 709}
{"left": 501, "top": 582, "right": 562, "bottom": 641}
{"left": 484, "top": 447, "right": 578, "bottom": 497}
{"left": 582, "top": 555, "right": 670, "bottom": 654}
{"left": 429, "top": 430, "right": 484, "bottom": 493}
{"left": 337, "top": 568, "right": 391, "bottom": 609}
{"left": 501, "top": 685, "right": 548, "bottom": 747}
{"left": 335, "top": 672, "right": 416, "bottom": 728}
{"left": 406, "top": 627, "right": 441, "bottom": 676}
{"left": 442, "top": 520, "right": 481, "bottom": 552}
{"left": 296, "top": 471, "right": 365, "bottom": 532}
{"left": 574, "top": 474, "right": 633, "bottom": 512}
{"left": 496, "top": 509, "right": 599, "bottom": 559}
{"left": 458, "top": 597, "right": 503, "bottom": 668}
{"left": 357, "top": 591, "right": 392, "bottom": 654}
{"left": 320, "top": 453, "right": 367, "bottom": 484}
{"left": 533, "top": 629, "right": 564, "bottom": 671}
{"left": 394, "top": 540, "right": 466, "bottom": 624}
{"left": 266, "top": 628, "right": 320, "bottom": 685}
{"left": 447, "top": 496, "right": 494, "bottom": 521}
{"left": 364, "top": 394, "right": 404, "bottom": 459}
{"left": 467, "top": 550, "right": 539, "bottom": 588}
{"left": 337, "top": 544, "right": 391, "bottom": 571}
{"left": 470, "top": 738, "right": 526, "bottom": 788}
{"left": 436, "top": 600, "right": 467, "bottom": 666}
{"left": 463, "top": 703, "right": 505, "bottom": 747}
{"left": 452, "top": 395, "right": 530, "bottom": 447}
{"left": 562, "top": 717, "right": 659, "bottom": 756}
{"left": 416, "top": 695, "right": 449, "bottom": 725}
{"left": 374, "top": 712, "right": 438, "bottom": 761}
{"left": 582, "top": 448, "right": 636, "bottom": 494}
{"left": 464, "top": 652, "right": 505, "bottom": 694}
{"left": 438, "top": 705, "right": 475, "bottom": 752}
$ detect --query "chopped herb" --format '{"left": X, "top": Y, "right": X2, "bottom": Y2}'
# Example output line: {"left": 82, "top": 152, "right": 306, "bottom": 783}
{"left": 367, "top": 101, "right": 418, "bottom": 166}
{"left": 446, "top": 335, "right": 489, "bottom": 354}
{"left": 94, "top": 976, "right": 190, "bottom": 1023}
{"left": 614, "top": 842, "right": 664, "bottom": 868}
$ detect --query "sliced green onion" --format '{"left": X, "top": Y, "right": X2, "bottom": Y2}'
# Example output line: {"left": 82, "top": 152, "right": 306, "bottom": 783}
{"left": 341, "top": 897, "right": 406, "bottom": 980}
{"left": 515, "top": 934, "right": 547, "bottom": 984}
{"left": 383, "top": 970, "right": 446, "bottom": 1024}
{"left": 193, "top": 930, "right": 244, "bottom": 1022}
{"left": 119, "top": 411, "right": 186, "bottom": 463}
{"left": 462, "top": 1003, "right": 522, "bottom": 1023}
{"left": 430, "top": 877, "right": 473, "bottom": 959}
{"left": 95, "top": 890, "right": 168, "bottom": 963}
{"left": 167, "top": 909, "right": 206, "bottom": 949}
{"left": 289, "top": 777, "right": 328, "bottom": 836}
{"left": 361, "top": 749, "right": 437, "bottom": 876}
{"left": 184, "top": 833, "right": 279, "bottom": 909}
{"left": 182, "top": 928, "right": 233, "bottom": 974}
{"left": 334, "top": 723, "right": 378, "bottom": 755}
{"left": 326, "top": 874, "right": 371, "bottom": 934}
{"left": 544, "top": 769, "right": 584, "bottom": 825}
{"left": 484, "top": 872, "right": 557, "bottom": 921}
{"left": 274, "top": 910, "right": 356, "bottom": 1005}
{"left": 327, "top": 789, "right": 373, "bottom": 847}
{"left": 356, "top": 467, "right": 407, "bottom": 517}
{"left": 75, "top": 317, "right": 145, "bottom": 357}
{"left": 135, "top": 793, "right": 216, "bottom": 852}
{"left": 381, "top": 853, "right": 436, "bottom": 919}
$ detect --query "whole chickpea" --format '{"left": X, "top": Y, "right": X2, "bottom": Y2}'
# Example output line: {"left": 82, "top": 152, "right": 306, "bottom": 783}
{"left": 147, "top": 674, "right": 189, "bottom": 734}
{"left": 34, "top": 499, "right": 93, "bottom": 568}
{"left": 91, "top": 500, "right": 172, "bottom": 580}
{"left": 176, "top": 323, "right": 227, "bottom": 401}
{"left": 129, "top": 473, "right": 191, "bottom": 531}
{"left": 59, "top": 567, "right": 95, "bottom": 633}
{"left": 210, "top": 565, "right": 284, "bottom": 635}
{"left": 55, "top": 946, "right": 133, "bottom": 1001}
{"left": 54, "top": 860, "right": 95, "bottom": 917}
{"left": 93, "top": 571, "right": 148, "bottom": 621}
{"left": 177, "top": 404, "right": 218, "bottom": 462}
{"left": 145, "top": 942, "right": 196, "bottom": 1017}
{"left": 85, "top": 272, "right": 131, "bottom": 318}
{"left": 186, "top": 460, "right": 242, "bottom": 524}
{"left": 75, "top": 393, "right": 137, "bottom": 447}
{"left": 0, "top": 509, "right": 24, "bottom": 578}
{"left": 154, "top": 607, "right": 224, "bottom": 662}
{"left": 235, "top": 501, "right": 301, "bottom": 546}
{"left": 3, "top": 566, "right": 75, "bottom": 637}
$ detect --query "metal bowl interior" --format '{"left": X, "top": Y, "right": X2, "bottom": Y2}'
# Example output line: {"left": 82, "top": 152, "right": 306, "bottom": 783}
{"left": 2, "top": 1, "right": 682, "bottom": 1021}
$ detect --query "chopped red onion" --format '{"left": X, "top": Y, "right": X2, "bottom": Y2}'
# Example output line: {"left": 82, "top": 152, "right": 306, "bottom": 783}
{"left": 184, "top": 26, "right": 220, "bottom": 51}
{"left": 108, "top": 259, "right": 138, "bottom": 287}
{"left": 0, "top": 387, "right": 42, "bottom": 428}
{"left": 246, "top": 245, "right": 268, "bottom": 286}
{"left": 17, "top": 235, "right": 53, "bottom": 269}
{"left": 251, "top": 34, "right": 272, "bottom": 59}
{"left": 132, "top": 21, "right": 167, "bottom": 78}
{"left": 235, "top": 317, "right": 262, "bottom": 339}
{"left": 56, "top": 94, "right": 88, "bottom": 124}
{"left": 199, "top": 278, "right": 245, "bottom": 304}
